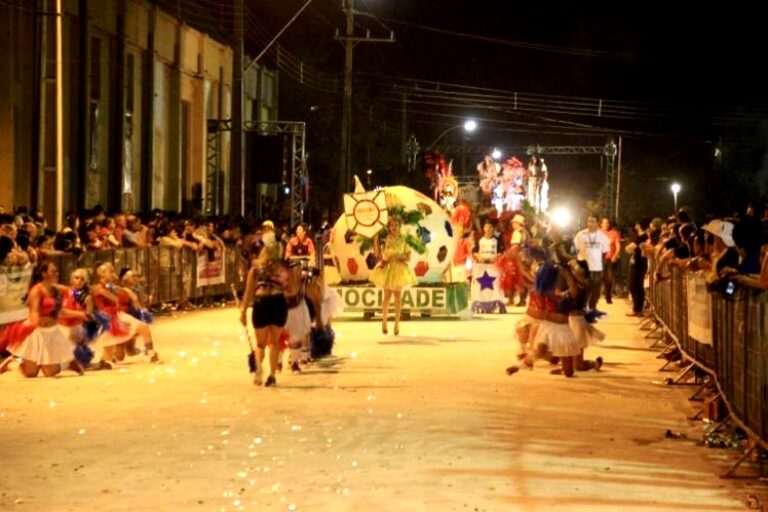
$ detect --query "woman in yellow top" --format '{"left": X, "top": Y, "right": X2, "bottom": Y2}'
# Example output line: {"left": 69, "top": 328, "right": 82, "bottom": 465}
{"left": 369, "top": 217, "right": 417, "bottom": 335}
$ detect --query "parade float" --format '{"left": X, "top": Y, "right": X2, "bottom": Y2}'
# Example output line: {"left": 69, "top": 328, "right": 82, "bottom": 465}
{"left": 325, "top": 147, "right": 551, "bottom": 318}
{"left": 326, "top": 177, "right": 471, "bottom": 317}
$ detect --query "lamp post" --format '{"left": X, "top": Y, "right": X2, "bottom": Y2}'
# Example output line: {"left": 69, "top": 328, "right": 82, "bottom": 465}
{"left": 425, "top": 119, "right": 477, "bottom": 152}
{"left": 425, "top": 120, "right": 476, "bottom": 177}
{"left": 671, "top": 182, "right": 681, "bottom": 211}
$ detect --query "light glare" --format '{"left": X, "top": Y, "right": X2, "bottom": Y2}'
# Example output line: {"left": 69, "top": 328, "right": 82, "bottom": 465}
{"left": 551, "top": 207, "right": 572, "bottom": 228}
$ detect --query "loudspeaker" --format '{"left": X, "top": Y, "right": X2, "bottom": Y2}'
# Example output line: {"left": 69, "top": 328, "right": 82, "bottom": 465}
{"left": 245, "top": 133, "right": 283, "bottom": 183}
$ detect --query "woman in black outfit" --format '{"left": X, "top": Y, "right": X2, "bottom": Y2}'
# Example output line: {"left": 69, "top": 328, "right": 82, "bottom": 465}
{"left": 240, "top": 230, "right": 288, "bottom": 387}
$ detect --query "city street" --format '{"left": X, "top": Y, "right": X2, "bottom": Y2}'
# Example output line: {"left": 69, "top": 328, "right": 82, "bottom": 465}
{"left": 0, "top": 302, "right": 755, "bottom": 511}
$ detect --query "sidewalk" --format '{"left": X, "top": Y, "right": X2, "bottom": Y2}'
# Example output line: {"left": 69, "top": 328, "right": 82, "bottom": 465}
{"left": 0, "top": 300, "right": 760, "bottom": 511}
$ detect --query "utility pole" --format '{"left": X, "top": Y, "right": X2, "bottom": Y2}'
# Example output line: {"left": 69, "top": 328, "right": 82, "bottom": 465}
{"left": 231, "top": 0, "right": 244, "bottom": 215}
{"left": 335, "top": 0, "right": 394, "bottom": 200}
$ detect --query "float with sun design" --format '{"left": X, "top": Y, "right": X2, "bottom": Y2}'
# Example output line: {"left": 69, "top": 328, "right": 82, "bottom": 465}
{"left": 326, "top": 183, "right": 470, "bottom": 317}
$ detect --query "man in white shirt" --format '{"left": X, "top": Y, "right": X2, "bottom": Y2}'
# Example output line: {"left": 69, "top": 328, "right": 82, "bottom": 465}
{"left": 574, "top": 214, "right": 610, "bottom": 310}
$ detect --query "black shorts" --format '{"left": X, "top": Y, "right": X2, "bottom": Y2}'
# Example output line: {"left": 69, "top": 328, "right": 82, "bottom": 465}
{"left": 251, "top": 293, "right": 288, "bottom": 328}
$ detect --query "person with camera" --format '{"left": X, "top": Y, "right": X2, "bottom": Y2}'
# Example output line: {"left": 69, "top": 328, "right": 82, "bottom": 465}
{"left": 285, "top": 224, "right": 316, "bottom": 264}
{"left": 717, "top": 216, "right": 768, "bottom": 291}
{"left": 574, "top": 214, "right": 610, "bottom": 311}
{"left": 702, "top": 219, "right": 738, "bottom": 286}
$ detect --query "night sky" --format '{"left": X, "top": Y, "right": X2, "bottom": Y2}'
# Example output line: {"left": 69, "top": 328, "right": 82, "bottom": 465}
{"left": 247, "top": 0, "right": 768, "bottom": 223}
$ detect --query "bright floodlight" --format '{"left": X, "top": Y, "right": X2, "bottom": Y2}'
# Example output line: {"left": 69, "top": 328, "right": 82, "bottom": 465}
{"left": 463, "top": 120, "right": 477, "bottom": 132}
{"left": 551, "top": 206, "right": 572, "bottom": 228}
{"left": 671, "top": 183, "right": 681, "bottom": 194}
{"left": 491, "top": 148, "right": 502, "bottom": 160}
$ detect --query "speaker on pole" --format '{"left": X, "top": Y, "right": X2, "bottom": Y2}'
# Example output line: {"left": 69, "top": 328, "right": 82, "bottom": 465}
{"left": 245, "top": 133, "right": 283, "bottom": 184}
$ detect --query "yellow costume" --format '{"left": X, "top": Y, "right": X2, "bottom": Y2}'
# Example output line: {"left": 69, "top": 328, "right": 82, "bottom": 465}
{"left": 369, "top": 235, "right": 417, "bottom": 290}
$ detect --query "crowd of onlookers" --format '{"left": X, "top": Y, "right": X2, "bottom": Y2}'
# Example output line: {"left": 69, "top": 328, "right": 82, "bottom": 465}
{"left": 624, "top": 201, "right": 768, "bottom": 317}
{"left": 0, "top": 204, "right": 332, "bottom": 271}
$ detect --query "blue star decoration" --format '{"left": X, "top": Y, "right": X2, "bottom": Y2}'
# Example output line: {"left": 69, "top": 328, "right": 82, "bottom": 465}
{"left": 476, "top": 271, "right": 496, "bottom": 291}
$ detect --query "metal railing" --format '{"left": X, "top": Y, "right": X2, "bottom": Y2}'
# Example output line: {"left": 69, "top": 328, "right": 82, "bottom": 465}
{"left": 44, "top": 246, "right": 247, "bottom": 306}
{"left": 647, "top": 260, "right": 768, "bottom": 453}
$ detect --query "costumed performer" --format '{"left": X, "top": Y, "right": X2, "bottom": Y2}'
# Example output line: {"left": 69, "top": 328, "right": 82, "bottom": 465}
{"left": 369, "top": 216, "right": 417, "bottom": 336}
{"left": 240, "top": 225, "right": 288, "bottom": 387}
{"left": 0, "top": 262, "right": 84, "bottom": 377}
{"left": 506, "top": 259, "right": 581, "bottom": 377}
{"left": 59, "top": 268, "right": 100, "bottom": 368}
{"left": 118, "top": 267, "right": 159, "bottom": 361}
{"left": 283, "top": 260, "right": 313, "bottom": 373}
{"left": 562, "top": 259, "right": 604, "bottom": 373}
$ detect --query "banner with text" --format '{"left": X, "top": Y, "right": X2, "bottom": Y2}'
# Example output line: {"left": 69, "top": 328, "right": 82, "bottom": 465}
{"left": 196, "top": 247, "right": 226, "bottom": 288}
{"left": 0, "top": 264, "right": 33, "bottom": 324}
{"left": 687, "top": 272, "right": 713, "bottom": 346}
{"left": 332, "top": 284, "right": 467, "bottom": 315}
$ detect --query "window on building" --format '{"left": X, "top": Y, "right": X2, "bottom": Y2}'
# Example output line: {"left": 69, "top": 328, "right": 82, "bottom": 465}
{"left": 126, "top": 53, "right": 135, "bottom": 113}
{"left": 90, "top": 37, "right": 101, "bottom": 101}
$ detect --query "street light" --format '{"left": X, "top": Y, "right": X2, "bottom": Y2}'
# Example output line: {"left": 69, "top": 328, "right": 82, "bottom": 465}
{"left": 671, "top": 182, "right": 681, "bottom": 211}
{"left": 491, "top": 148, "right": 502, "bottom": 160}
{"left": 425, "top": 119, "right": 478, "bottom": 151}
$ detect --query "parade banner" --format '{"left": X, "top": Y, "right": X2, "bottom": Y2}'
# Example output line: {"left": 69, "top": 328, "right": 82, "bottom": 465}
{"left": 196, "top": 247, "right": 226, "bottom": 287}
{"left": 687, "top": 272, "right": 713, "bottom": 345}
{"left": 470, "top": 262, "right": 506, "bottom": 313}
{"left": 332, "top": 284, "right": 468, "bottom": 315}
{"left": 0, "top": 264, "right": 33, "bottom": 324}
{"left": 343, "top": 190, "right": 388, "bottom": 238}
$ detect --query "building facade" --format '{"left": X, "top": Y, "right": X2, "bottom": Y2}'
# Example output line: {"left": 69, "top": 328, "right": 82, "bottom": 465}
{"left": 0, "top": 0, "right": 277, "bottom": 224}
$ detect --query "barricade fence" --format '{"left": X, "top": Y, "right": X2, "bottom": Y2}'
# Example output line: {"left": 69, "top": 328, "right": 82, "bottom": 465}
{"left": 648, "top": 259, "right": 768, "bottom": 449}
{"left": 45, "top": 246, "right": 248, "bottom": 307}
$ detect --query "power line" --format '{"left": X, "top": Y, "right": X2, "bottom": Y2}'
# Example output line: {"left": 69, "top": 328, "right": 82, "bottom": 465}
{"left": 354, "top": 9, "right": 641, "bottom": 62}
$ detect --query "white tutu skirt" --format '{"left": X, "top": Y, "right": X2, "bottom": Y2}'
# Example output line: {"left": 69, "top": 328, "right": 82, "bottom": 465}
{"left": 11, "top": 325, "right": 75, "bottom": 365}
{"left": 320, "top": 286, "right": 342, "bottom": 326}
{"left": 533, "top": 321, "right": 582, "bottom": 357}
{"left": 569, "top": 315, "right": 606, "bottom": 349}
{"left": 61, "top": 324, "right": 86, "bottom": 344}
{"left": 285, "top": 302, "right": 312, "bottom": 344}
{"left": 515, "top": 314, "right": 541, "bottom": 348}
{"left": 96, "top": 312, "right": 140, "bottom": 348}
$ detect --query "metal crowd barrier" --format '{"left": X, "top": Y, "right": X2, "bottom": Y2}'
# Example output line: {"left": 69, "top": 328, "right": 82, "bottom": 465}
{"left": 647, "top": 258, "right": 768, "bottom": 452}
{"left": 45, "top": 246, "right": 247, "bottom": 307}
